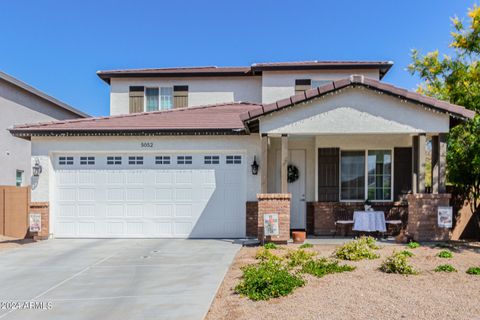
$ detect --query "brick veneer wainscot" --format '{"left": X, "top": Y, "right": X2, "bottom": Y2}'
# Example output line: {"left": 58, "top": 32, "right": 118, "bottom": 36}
{"left": 406, "top": 193, "right": 451, "bottom": 241}
{"left": 257, "top": 193, "right": 291, "bottom": 244}
{"left": 29, "top": 202, "right": 49, "bottom": 240}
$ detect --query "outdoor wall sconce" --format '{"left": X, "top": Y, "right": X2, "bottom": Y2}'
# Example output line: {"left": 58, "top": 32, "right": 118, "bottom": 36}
{"left": 32, "top": 159, "right": 42, "bottom": 177}
{"left": 251, "top": 156, "right": 259, "bottom": 175}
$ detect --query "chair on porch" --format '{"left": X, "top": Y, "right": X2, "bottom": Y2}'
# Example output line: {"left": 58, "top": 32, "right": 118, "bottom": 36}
{"left": 333, "top": 206, "right": 354, "bottom": 237}
{"left": 384, "top": 206, "right": 403, "bottom": 237}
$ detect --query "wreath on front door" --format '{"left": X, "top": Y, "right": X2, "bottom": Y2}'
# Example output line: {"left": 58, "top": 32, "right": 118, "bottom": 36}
{"left": 287, "top": 164, "right": 299, "bottom": 183}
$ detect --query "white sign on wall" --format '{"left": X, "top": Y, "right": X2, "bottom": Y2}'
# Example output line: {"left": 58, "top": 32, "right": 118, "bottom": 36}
{"left": 29, "top": 213, "right": 41, "bottom": 233}
{"left": 264, "top": 213, "right": 279, "bottom": 236}
{"left": 437, "top": 206, "right": 453, "bottom": 228}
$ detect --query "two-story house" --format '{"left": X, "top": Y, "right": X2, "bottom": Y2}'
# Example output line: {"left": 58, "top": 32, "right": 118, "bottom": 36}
{"left": 10, "top": 61, "right": 474, "bottom": 241}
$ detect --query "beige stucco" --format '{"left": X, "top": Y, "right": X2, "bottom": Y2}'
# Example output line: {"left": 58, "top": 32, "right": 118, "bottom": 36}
{"left": 0, "top": 78, "right": 83, "bottom": 186}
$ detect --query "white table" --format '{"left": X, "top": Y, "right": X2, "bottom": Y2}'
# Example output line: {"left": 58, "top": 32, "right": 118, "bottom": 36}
{"left": 353, "top": 211, "right": 386, "bottom": 232}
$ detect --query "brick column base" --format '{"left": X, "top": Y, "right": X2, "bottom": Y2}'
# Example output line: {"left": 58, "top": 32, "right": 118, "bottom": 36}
{"left": 313, "top": 202, "right": 336, "bottom": 235}
{"left": 29, "top": 202, "right": 50, "bottom": 240}
{"left": 406, "top": 194, "right": 451, "bottom": 241}
{"left": 257, "top": 194, "right": 291, "bottom": 244}
{"left": 246, "top": 201, "right": 258, "bottom": 238}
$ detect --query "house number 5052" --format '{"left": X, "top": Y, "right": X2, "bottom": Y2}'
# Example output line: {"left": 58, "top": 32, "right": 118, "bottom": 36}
{"left": 141, "top": 142, "right": 153, "bottom": 148}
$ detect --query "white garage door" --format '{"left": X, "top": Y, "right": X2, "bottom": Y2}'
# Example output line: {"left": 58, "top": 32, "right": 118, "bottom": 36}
{"left": 52, "top": 153, "right": 246, "bottom": 238}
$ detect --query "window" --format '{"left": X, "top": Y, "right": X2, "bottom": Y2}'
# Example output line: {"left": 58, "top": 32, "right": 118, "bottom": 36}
{"left": 145, "top": 88, "right": 159, "bottom": 112}
{"left": 155, "top": 156, "right": 171, "bottom": 165}
{"left": 340, "top": 151, "right": 365, "bottom": 200}
{"left": 80, "top": 156, "right": 95, "bottom": 165}
{"left": 160, "top": 87, "right": 173, "bottom": 110}
{"left": 311, "top": 80, "right": 332, "bottom": 88}
{"left": 59, "top": 156, "right": 74, "bottom": 165}
{"left": 226, "top": 155, "right": 242, "bottom": 164}
{"left": 204, "top": 155, "right": 220, "bottom": 164}
{"left": 107, "top": 156, "right": 122, "bottom": 165}
{"left": 367, "top": 150, "right": 392, "bottom": 200}
{"left": 16, "top": 170, "right": 23, "bottom": 187}
{"left": 173, "top": 85, "right": 188, "bottom": 108}
{"left": 128, "top": 156, "right": 144, "bottom": 165}
{"left": 177, "top": 156, "right": 192, "bottom": 165}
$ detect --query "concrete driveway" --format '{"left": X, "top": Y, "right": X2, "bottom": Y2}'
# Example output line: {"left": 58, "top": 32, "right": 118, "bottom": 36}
{"left": 0, "top": 239, "right": 240, "bottom": 320}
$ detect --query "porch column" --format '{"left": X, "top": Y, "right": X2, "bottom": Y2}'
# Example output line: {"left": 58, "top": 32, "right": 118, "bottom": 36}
{"left": 412, "top": 134, "right": 426, "bottom": 193}
{"left": 261, "top": 134, "right": 268, "bottom": 193}
{"left": 431, "top": 134, "right": 447, "bottom": 193}
{"left": 281, "top": 134, "right": 288, "bottom": 193}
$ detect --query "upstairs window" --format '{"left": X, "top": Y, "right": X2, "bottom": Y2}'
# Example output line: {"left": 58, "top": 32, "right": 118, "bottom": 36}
{"left": 59, "top": 156, "right": 74, "bottom": 165}
{"left": 295, "top": 79, "right": 311, "bottom": 94}
{"left": 160, "top": 87, "right": 173, "bottom": 110}
{"left": 311, "top": 80, "right": 332, "bottom": 88}
{"left": 143, "top": 87, "right": 173, "bottom": 111}
{"left": 145, "top": 88, "right": 159, "bottom": 112}
{"left": 80, "top": 156, "right": 95, "bottom": 165}
{"left": 107, "top": 156, "right": 122, "bottom": 165}
{"left": 128, "top": 156, "right": 144, "bottom": 165}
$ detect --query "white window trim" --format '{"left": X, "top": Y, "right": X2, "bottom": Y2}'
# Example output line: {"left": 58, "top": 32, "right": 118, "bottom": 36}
{"left": 339, "top": 148, "right": 394, "bottom": 203}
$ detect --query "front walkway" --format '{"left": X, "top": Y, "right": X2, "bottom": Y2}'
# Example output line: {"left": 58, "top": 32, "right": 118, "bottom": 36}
{"left": 0, "top": 239, "right": 240, "bottom": 320}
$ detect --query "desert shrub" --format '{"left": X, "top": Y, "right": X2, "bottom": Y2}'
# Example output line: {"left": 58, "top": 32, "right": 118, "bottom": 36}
{"left": 407, "top": 241, "right": 420, "bottom": 249}
{"left": 334, "top": 237, "right": 380, "bottom": 261}
{"left": 399, "top": 250, "right": 414, "bottom": 257}
{"left": 255, "top": 247, "right": 282, "bottom": 262}
{"left": 437, "top": 250, "right": 453, "bottom": 259}
{"left": 286, "top": 249, "right": 317, "bottom": 267}
{"left": 466, "top": 267, "right": 480, "bottom": 275}
{"left": 435, "top": 264, "right": 457, "bottom": 272}
{"left": 380, "top": 252, "right": 417, "bottom": 275}
{"left": 299, "top": 243, "right": 313, "bottom": 249}
{"left": 263, "top": 242, "right": 278, "bottom": 250}
{"left": 301, "top": 258, "right": 355, "bottom": 278}
{"left": 235, "top": 260, "right": 305, "bottom": 301}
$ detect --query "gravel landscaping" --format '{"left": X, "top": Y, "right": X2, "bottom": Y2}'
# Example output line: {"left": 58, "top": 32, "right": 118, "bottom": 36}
{"left": 206, "top": 242, "right": 480, "bottom": 320}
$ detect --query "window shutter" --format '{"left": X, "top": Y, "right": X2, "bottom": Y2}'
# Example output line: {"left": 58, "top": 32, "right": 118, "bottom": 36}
{"left": 173, "top": 85, "right": 188, "bottom": 108}
{"left": 129, "top": 86, "right": 144, "bottom": 113}
{"left": 295, "top": 79, "right": 311, "bottom": 95}
{"left": 318, "top": 148, "right": 339, "bottom": 202}
{"left": 393, "top": 147, "right": 412, "bottom": 201}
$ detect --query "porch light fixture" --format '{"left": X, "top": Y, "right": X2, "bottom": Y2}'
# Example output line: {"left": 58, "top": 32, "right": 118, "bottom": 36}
{"left": 251, "top": 156, "right": 259, "bottom": 175}
{"left": 32, "top": 159, "right": 42, "bottom": 177}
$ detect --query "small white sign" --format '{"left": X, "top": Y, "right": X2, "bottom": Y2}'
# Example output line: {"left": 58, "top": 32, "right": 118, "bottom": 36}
{"left": 438, "top": 206, "right": 453, "bottom": 228}
{"left": 29, "top": 213, "right": 41, "bottom": 233}
{"left": 264, "top": 213, "right": 279, "bottom": 236}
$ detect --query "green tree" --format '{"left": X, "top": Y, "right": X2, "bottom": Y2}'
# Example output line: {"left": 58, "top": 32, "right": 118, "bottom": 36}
{"left": 409, "top": 4, "right": 480, "bottom": 230}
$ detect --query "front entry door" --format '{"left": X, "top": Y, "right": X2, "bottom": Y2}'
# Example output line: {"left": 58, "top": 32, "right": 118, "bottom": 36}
{"left": 276, "top": 149, "right": 306, "bottom": 230}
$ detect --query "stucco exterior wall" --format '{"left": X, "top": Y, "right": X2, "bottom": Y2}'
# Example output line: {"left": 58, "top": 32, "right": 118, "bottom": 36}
{"left": 30, "top": 135, "right": 262, "bottom": 203}
{"left": 261, "top": 69, "right": 380, "bottom": 104}
{"left": 0, "top": 79, "right": 83, "bottom": 186}
{"left": 260, "top": 87, "right": 450, "bottom": 134}
{"left": 110, "top": 77, "right": 262, "bottom": 115}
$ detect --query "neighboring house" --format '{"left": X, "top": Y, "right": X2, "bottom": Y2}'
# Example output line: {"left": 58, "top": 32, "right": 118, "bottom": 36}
{"left": 0, "top": 71, "right": 88, "bottom": 186}
{"left": 10, "top": 61, "right": 475, "bottom": 240}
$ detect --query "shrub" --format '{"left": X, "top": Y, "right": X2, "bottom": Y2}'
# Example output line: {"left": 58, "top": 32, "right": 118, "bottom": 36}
{"left": 334, "top": 237, "right": 380, "bottom": 261}
{"left": 466, "top": 267, "right": 480, "bottom": 275}
{"left": 434, "top": 264, "right": 457, "bottom": 272}
{"left": 399, "top": 250, "right": 415, "bottom": 257}
{"left": 407, "top": 241, "right": 420, "bottom": 249}
{"left": 301, "top": 258, "right": 355, "bottom": 278}
{"left": 437, "top": 250, "right": 453, "bottom": 259}
{"left": 255, "top": 247, "right": 282, "bottom": 262}
{"left": 263, "top": 242, "right": 278, "bottom": 250}
{"left": 380, "top": 252, "right": 417, "bottom": 275}
{"left": 299, "top": 243, "right": 314, "bottom": 249}
{"left": 286, "top": 249, "right": 317, "bottom": 267}
{"left": 235, "top": 260, "right": 305, "bottom": 301}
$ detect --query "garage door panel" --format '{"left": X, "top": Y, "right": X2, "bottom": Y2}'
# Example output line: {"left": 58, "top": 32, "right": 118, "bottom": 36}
{"left": 54, "top": 153, "right": 246, "bottom": 238}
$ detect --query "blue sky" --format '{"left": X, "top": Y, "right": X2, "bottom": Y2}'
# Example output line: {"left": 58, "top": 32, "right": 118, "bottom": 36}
{"left": 0, "top": 0, "right": 475, "bottom": 116}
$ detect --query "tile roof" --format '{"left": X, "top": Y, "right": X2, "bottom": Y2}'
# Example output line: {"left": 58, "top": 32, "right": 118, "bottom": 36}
{"left": 97, "top": 60, "right": 394, "bottom": 83}
{"left": 10, "top": 102, "right": 262, "bottom": 136}
{"left": 0, "top": 71, "right": 89, "bottom": 118}
{"left": 240, "top": 75, "right": 475, "bottom": 121}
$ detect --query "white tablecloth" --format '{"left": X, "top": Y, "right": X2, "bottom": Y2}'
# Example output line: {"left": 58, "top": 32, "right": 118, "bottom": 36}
{"left": 353, "top": 211, "right": 386, "bottom": 232}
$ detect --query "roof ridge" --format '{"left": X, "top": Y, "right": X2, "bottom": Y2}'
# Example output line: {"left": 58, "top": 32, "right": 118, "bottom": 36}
{"left": 12, "top": 101, "right": 261, "bottom": 129}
